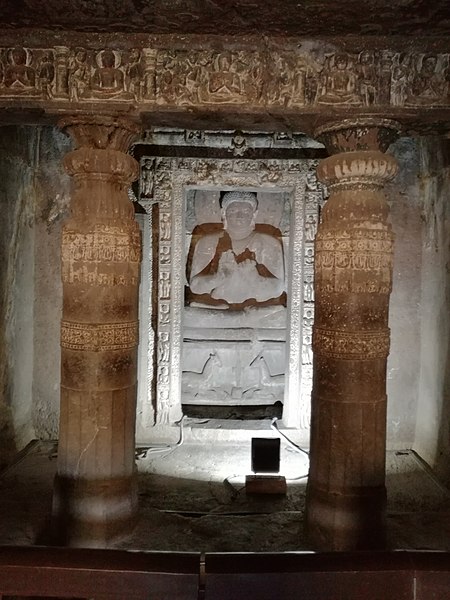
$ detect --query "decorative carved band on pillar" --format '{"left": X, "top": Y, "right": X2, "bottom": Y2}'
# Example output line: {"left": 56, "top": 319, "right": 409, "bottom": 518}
{"left": 305, "top": 118, "right": 400, "bottom": 551}
{"left": 52, "top": 115, "right": 141, "bottom": 547}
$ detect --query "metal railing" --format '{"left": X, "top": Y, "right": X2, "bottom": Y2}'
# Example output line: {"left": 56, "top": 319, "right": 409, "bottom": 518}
{"left": 0, "top": 546, "right": 449, "bottom": 600}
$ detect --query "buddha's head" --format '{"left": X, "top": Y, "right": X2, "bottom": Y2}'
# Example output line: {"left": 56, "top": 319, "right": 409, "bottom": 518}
{"left": 11, "top": 48, "right": 27, "bottom": 66}
{"left": 221, "top": 191, "right": 258, "bottom": 240}
{"left": 334, "top": 54, "right": 348, "bottom": 70}
{"left": 101, "top": 50, "right": 116, "bottom": 69}
{"left": 422, "top": 54, "right": 437, "bottom": 76}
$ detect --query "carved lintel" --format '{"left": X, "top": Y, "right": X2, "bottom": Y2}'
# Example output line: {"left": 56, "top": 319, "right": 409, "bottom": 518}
{"left": 0, "top": 45, "right": 448, "bottom": 126}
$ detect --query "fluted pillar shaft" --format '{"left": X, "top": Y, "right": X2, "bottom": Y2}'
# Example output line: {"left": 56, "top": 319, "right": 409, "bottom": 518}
{"left": 52, "top": 116, "right": 141, "bottom": 547}
{"left": 305, "top": 119, "right": 399, "bottom": 550}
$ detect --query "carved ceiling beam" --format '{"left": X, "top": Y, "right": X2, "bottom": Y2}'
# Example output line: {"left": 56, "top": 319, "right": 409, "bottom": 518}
{"left": 0, "top": 42, "right": 448, "bottom": 134}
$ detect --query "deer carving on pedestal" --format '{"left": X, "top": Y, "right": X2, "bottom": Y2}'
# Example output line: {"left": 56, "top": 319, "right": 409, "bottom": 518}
{"left": 182, "top": 352, "right": 223, "bottom": 397}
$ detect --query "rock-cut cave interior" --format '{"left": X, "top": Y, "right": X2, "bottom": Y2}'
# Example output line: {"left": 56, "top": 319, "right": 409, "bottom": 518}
{"left": 0, "top": 2, "right": 449, "bottom": 596}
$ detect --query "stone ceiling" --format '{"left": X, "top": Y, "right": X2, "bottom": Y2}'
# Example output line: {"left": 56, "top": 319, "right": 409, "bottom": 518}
{"left": 0, "top": 0, "right": 449, "bottom": 37}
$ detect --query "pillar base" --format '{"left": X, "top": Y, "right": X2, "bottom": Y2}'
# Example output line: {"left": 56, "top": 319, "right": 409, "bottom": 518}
{"left": 51, "top": 472, "right": 138, "bottom": 548}
{"left": 305, "top": 484, "right": 387, "bottom": 551}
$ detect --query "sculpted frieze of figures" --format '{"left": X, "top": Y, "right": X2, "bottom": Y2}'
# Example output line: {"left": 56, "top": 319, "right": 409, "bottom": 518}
{"left": 0, "top": 46, "right": 157, "bottom": 102}
{"left": 0, "top": 45, "right": 448, "bottom": 108}
{"left": 156, "top": 49, "right": 264, "bottom": 105}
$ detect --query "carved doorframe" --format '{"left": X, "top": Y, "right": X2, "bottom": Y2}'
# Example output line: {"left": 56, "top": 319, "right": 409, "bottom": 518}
{"left": 136, "top": 156, "right": 324, "bottom": 436}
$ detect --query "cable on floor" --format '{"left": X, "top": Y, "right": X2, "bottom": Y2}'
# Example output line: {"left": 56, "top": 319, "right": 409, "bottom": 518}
{"left": 223, "top": 474, "right": 246, "bottom": 497}
{"left": 270, "top": 417, "right": 309, "bottom": 457}
{"left": 135, "top": 415, "right": 186, "bottom": 459}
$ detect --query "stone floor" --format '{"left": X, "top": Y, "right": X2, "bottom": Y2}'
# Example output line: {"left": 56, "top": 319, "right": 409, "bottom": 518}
{"left": 0, "top": 436, "right": 449, "bottom": 552}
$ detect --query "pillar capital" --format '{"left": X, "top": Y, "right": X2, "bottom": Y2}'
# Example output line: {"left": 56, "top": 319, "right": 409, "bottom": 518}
{"left": 58, "top": 115, "right": 141, "bottom": 152}
{"left": 59, "top": 115, "right": 140, "bottom": 225}
{"left": 315, "top": 118, "right": 401, "bottom": 154}
{"left": 317, "top": 151, "right": 399, "bottom": 192}
{"left": 62, "top": 147, "right": 139, "bottom": 191}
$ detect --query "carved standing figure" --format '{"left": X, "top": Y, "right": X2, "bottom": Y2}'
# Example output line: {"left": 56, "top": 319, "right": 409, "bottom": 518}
{"left": 126, "top": 48, "right": 143, "bottom": 100}
{"left": 267, "top": 54, "right": 293, "bottom": 106}
{"left": 38, "top": 51, "right": 55, "bottom": 98}
{"left": 391, "top": 53, "right": 411, "bottom": 107}
{"left": 141, "top": 157, "right": 155, "bottom": 197}
{"left": 68, "top": 49, "right": 90, "bottom": 101}
{"left": 357, "top": 50, "right": 377, "bottom": 106}
{"left": 160, "top": 212, "right": 171, "bottom": 241}
{"left": 158, "top": 332, "right": 170, "bottom": 363}
{"left": 304, "top": 273, "right": 314, "bottom": 302}
{"left": 305, "top": 214, "right": 318, "bottom": 242}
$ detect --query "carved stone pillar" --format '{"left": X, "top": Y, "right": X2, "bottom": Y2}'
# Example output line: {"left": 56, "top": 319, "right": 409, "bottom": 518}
{"left": 52, "top": 116, "right": 141, "bottom": 547}
{"left": 305, "top": 118, "right": 399, "bottom": 550}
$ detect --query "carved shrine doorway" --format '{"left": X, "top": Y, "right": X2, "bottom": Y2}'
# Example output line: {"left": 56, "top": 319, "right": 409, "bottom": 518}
{"left": 135, "top": 148, "right": 325, "bottom": 440}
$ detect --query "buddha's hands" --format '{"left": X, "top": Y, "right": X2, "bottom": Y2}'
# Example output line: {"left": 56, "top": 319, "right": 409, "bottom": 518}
{"left": 217, "top": 250, "right": 238, "bottom": 277}
{"left": 237, "top": 258, "right": 258, "bottom": 275}
{"left": 212, "top": 256, "right": 260, "bottom": 303}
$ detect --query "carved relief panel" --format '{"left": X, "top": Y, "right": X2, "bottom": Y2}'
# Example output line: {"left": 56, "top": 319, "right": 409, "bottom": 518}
{"left": 0, "top": 45, "right": 448, "bottom": 111}
{"left": 182, "top": 187, "right": 288, "bottom": 416}
{"left": 137, "top": 156, "right": 324, "bottom": 432}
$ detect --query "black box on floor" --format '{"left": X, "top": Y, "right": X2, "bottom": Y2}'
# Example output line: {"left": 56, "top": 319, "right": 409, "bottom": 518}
{"left": 251, "top": 437, "right": 280, "bottom": 473}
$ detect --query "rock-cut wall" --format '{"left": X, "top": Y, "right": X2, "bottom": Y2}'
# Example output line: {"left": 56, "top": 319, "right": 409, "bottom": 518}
{"left": 0, "top": 125, "right": 70, "bottom": 468}
{"left": 414, "top": 137, "right": 450, "bottom": 485}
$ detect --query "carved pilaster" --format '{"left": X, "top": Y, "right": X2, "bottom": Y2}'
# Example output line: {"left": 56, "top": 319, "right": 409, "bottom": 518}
{"left": 52, "top": 115, "right": 141, "bottom": 547}
{"left": 305, "top": 118, "right": 400, "bottom": 550}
